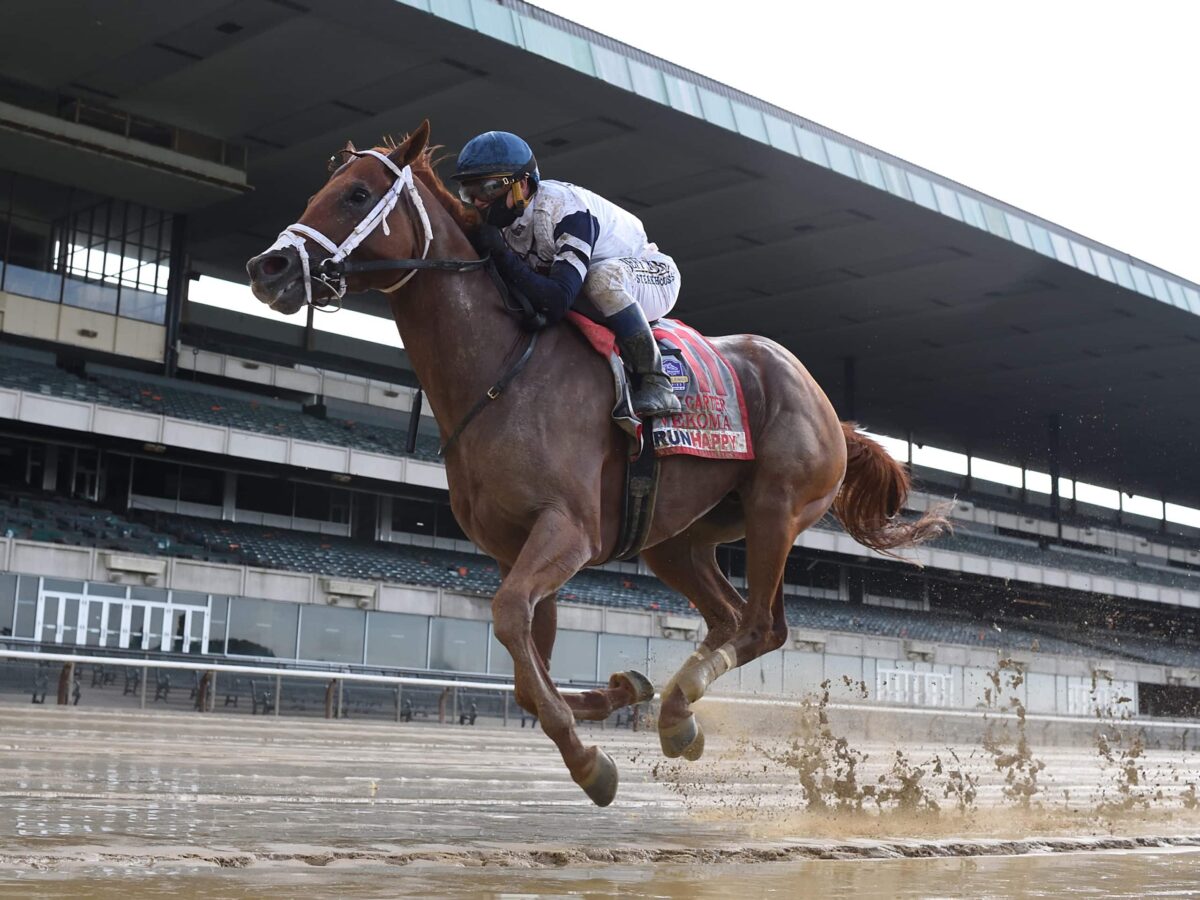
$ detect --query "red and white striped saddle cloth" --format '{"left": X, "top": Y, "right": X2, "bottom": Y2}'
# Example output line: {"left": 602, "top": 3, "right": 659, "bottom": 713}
{"left": 567, "top": 311, "right": 755, "bottom": 461}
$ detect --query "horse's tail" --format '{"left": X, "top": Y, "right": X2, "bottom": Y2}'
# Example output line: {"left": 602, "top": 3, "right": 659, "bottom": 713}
{"left": 830, "top": 422, "right": 950, "bottom": 558}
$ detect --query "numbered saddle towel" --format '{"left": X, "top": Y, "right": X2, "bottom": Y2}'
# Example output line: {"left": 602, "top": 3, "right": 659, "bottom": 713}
{"left": 566, "top": 311, "right": 754, "bottom": 461}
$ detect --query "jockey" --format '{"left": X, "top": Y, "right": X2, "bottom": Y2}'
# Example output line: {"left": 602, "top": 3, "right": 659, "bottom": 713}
{"left": 452, "top": 130, "right": 682, "bottom": 419}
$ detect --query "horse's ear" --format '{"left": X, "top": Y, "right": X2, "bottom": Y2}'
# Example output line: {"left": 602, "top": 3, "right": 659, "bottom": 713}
{"left": 389, "top": 119, "right": 430, "bottom": 168}
{"left": 328, "top": 140, "right": 357, "bottom": 174}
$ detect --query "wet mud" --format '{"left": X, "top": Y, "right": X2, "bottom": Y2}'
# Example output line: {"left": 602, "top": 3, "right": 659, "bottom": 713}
{"left": 3, "top": 660, "right": 1200, "bottom": 895}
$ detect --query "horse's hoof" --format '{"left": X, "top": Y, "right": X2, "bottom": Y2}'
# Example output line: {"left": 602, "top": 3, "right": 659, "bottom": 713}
{"left": 659, "top": 714, "right": 704, "bottom": 760}
{"left": 610, "top": 669, "right": 655, "bottom": 704}
{"left": 681, "top": 725, "right": 705, "bottom": 761}
{"left": 575, "top": 747, "right": 619, "bottom": 807}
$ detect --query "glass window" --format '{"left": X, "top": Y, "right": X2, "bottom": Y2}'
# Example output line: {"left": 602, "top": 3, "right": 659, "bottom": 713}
{"left": 1147, "top": 272, "right": 1171, "bottom": 303}
{"left": 86, "top": 583, "right": 127, "bottom": 598}
{"left": 1048, "top": 232, "right": 1074, "bottom": 265}
{"left": 468, "top": 0, "right": 516, "bottom": 42}
{"left": 1003, "top": 213, "right": 1032, "bottom": 248}
{"left": 0, "top": 573, "right": 15, "bottom": 638}
{"left": 696, "top": 88, "right": 735, "bottom": 129}
{"left": 853, "top": 151, "right": 885, "bottom": 190}
{"left": 520, "top": 19, "right": 595, "bottom": 75}
{"left": 14, "top": 576, "right": 38, "bottom": 638}
{"left": 978, "top": 202, "right": 1009, "bottom": 238}
{"left": 824, "top": 139, "right": 856, "bottom": 178}
{"left": 591, "top": 45, "right": 632, "bottom": 90}
{"left": 298, "top": 604, "right": 365, "bottom": 664}
{"left": 906, "top": 173, "right": 938, "bottom": 210}
{"left": 628, "top": 60, "right": 667, "bottom": 103}
{"left": 178, "top": 465, "right": 223, "bottom": 506}
{"left": 1130, "top": 265, "right": 1154, "bottom": 297}
{"left": 1166, "top": 280, "right": 1187, "bottom": 309}
{"left": 958, "top": 195, "right": 986, "bottom": 230}
{"left": 1024, "top": 470, "right": 1052, "bottom": 494}
{"left": 1184, "top": 287, "right": 1200, "bottom": 315}
{"left": 226, "top": 596, "right": 298, "bottom": 659}
{"left": 63, "top": 278, "right": 118, "bottom": 315}
{"left": 132, "top": 458, "right": 175, "bottom": 499}
{"left": 1069, "top": 241, "right": 1096, "bottom": 275}
{"left": 795, "top": 127, "right": 829, "bottom": 167}
{"left": 548, "top": 629, "right": 598, "bottom": 683}
{"left": 1122, "top": 494, "right": 1164, "bottom": 520}
{"left": 871, "top": 161, "right": 908, "bottom": 200}
{"left": 237, "top": 473, "right": 293, "bottom": 516}
{"left": 663, "top": 75, "right": 700, "bottom": 116}
{"left": 209, "top": 596, "right": 229, "bottom": 654}
{"left": 130, "top": 586, "right": 167, "bottom": 603}
{"left": 487, "top": 627, "right": 512, "bottom": 676}
{"left": 392, "top": 496, "right": 436, "bottom": 535}
{"left": 731, "top": 102, "right": 768, "bottom": 142}
{"left": 366, "top": 611, "right": 429, "bottom": 668}
{"left": 1091, "top": 251, "right": 1116, "bottom": 283}
{"left": 764, "top": 115, "right": 799, "bottom": 154}
{"left": 597, "top": 634, "right": 647, "bottom": 679}
{"left": 1026, "top": 223, "right": 1055, "bottom": 257}
{"left": 932, "top": 184, "right": 962, "bottom": 220}
{"left": 1110, "top": 257, "right": 1135, "bottom": 290}
{"left": 429, "top": 0, "right": 474, "bottom": 27}
{"left": 429, "top": 617, "right": 488, "bottom": 673}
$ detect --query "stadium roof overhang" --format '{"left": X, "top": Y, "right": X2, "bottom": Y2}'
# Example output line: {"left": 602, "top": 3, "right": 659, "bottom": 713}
{"left": 2, "top": 0, "right": 1198, "bottom": 505}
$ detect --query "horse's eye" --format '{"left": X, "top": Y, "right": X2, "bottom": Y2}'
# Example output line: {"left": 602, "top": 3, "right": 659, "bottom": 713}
{"left": 349, "top": 187, "right": 370, "bottom": 204}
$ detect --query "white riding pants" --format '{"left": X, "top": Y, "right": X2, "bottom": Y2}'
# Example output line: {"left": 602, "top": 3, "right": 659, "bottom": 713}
{"left": 582, "top": 247, "right": 681, "bottom": 322}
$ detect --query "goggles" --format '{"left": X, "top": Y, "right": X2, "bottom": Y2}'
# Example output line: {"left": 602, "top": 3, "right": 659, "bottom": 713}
{"left": 457, "top": 174, "right": 518, "bottom": 205}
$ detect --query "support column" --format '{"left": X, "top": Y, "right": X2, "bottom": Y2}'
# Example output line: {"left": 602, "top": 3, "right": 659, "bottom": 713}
{"left": 1048, "top": 414, "right": 1062, "bottom": 540}
{"left": 163, "top": 214, "right": 188, "bottom": 377}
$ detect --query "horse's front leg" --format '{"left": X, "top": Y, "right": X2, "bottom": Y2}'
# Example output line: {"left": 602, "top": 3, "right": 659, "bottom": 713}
{"left": 531, "top": 598, "right": 655, "bottom": 721}
{"left": 493, "top": 509, "right": 619, "bottom": 806}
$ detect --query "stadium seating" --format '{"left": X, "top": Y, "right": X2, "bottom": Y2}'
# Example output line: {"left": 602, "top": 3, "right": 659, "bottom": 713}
{"left": 0, "top": 354, "right": 441, "bottom": 462}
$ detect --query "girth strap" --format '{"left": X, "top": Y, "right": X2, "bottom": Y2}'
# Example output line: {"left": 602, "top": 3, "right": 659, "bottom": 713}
{"left": 609, "top": 424, "right": 661, "bottom": 562}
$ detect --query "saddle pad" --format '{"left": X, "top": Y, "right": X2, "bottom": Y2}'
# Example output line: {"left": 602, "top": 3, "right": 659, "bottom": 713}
{"left": 567, "top": 311, "right": 755, "bottom": 461}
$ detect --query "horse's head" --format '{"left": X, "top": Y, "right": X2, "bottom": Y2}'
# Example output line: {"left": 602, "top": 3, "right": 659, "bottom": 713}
{"left": 246, "top": 120, "right": 434, "bottom": 315}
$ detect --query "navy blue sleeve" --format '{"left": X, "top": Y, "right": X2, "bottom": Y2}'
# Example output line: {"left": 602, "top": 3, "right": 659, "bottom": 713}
{"left": 489, "top": 246, "right": 584, "bottom": 325}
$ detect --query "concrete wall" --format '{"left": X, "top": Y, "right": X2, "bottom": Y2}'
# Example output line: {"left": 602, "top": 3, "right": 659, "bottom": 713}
{"left": 2, "top": 535, "right": 1188, "bottom": 721}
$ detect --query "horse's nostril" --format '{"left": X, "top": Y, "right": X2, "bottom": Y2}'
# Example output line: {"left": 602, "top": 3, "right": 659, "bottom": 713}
{"left": 260, "top": 254, "right": 289, "bottom": 277}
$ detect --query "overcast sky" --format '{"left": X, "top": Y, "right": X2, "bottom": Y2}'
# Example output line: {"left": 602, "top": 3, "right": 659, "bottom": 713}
{"left": 529, "top": 0, "right": 1198, "bottom": 284}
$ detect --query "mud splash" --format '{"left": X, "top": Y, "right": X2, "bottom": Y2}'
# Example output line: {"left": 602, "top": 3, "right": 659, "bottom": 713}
{"left": 648, "top": 661, "right": 1200, "bottom": 840}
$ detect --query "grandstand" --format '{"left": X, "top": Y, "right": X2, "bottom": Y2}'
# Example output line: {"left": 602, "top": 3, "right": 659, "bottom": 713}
{"left": 2, "top": 0, "right": 1200, "bottom": 723}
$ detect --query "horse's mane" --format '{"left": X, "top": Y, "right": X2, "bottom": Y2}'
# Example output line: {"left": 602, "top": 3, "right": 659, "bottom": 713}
{"left": 381, "top": 136, "right": 480, "bottom": 235}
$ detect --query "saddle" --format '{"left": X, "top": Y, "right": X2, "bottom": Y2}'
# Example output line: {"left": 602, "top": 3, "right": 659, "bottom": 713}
{"left": 566, "top": 312, "right": 754, "bottom": 561}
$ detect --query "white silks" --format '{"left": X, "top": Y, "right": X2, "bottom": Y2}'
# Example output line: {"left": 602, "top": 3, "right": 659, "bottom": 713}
{"left": 265, "top": 149, "right": 434, "bottom": 310}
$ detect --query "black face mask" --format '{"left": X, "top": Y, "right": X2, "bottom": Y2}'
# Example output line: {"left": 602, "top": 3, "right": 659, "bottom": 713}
{"left": 485, "top": 198, "right": 522, "bottom": 228}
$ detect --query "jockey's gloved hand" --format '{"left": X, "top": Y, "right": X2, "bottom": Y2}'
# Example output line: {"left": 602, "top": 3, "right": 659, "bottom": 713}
{"left": 475, "top": 227, "right": 585, "bottom": 328}
{"left": 471, "top": 224, "right": 509, "bottom": 259}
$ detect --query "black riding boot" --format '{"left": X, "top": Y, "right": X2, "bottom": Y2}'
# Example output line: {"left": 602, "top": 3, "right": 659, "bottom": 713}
{"left": 607, "top": 304, "right": 683, "bottom": 419}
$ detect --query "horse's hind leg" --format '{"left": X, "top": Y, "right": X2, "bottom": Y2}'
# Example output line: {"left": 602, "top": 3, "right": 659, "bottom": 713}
{"left": 653, "top": 486, "right": 838, "bottom": 759}
{"left": 640, "top": 520, "right": 748, "bottom": 760}
{"left": 531, "top": 597, "right": 655, "bottom": 721}
{"left": 492, "top": 509, "right": 619, "bottom": 806}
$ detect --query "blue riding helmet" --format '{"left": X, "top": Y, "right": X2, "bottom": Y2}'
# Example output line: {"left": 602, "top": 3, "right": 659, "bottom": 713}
{"left": 452, "top": 131, "right": 540, "bottom": 195}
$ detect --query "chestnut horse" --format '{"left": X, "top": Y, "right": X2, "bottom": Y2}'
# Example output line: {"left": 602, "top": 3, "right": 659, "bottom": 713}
{"left": 247, "top": 122, "right": 946, "bottom": 806}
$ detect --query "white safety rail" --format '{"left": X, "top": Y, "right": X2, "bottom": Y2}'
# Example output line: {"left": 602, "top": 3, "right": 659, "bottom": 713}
{"left": 2, "top": 649, "right": 1197, "bottom": 733}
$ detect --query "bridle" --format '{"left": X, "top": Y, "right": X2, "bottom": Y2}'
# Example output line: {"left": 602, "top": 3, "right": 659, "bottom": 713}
{"left": 265, "top": 148, "right": 487, "bottom": 309}
{"left": 264, "top": 145, "right": 541, "bottom": 456}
